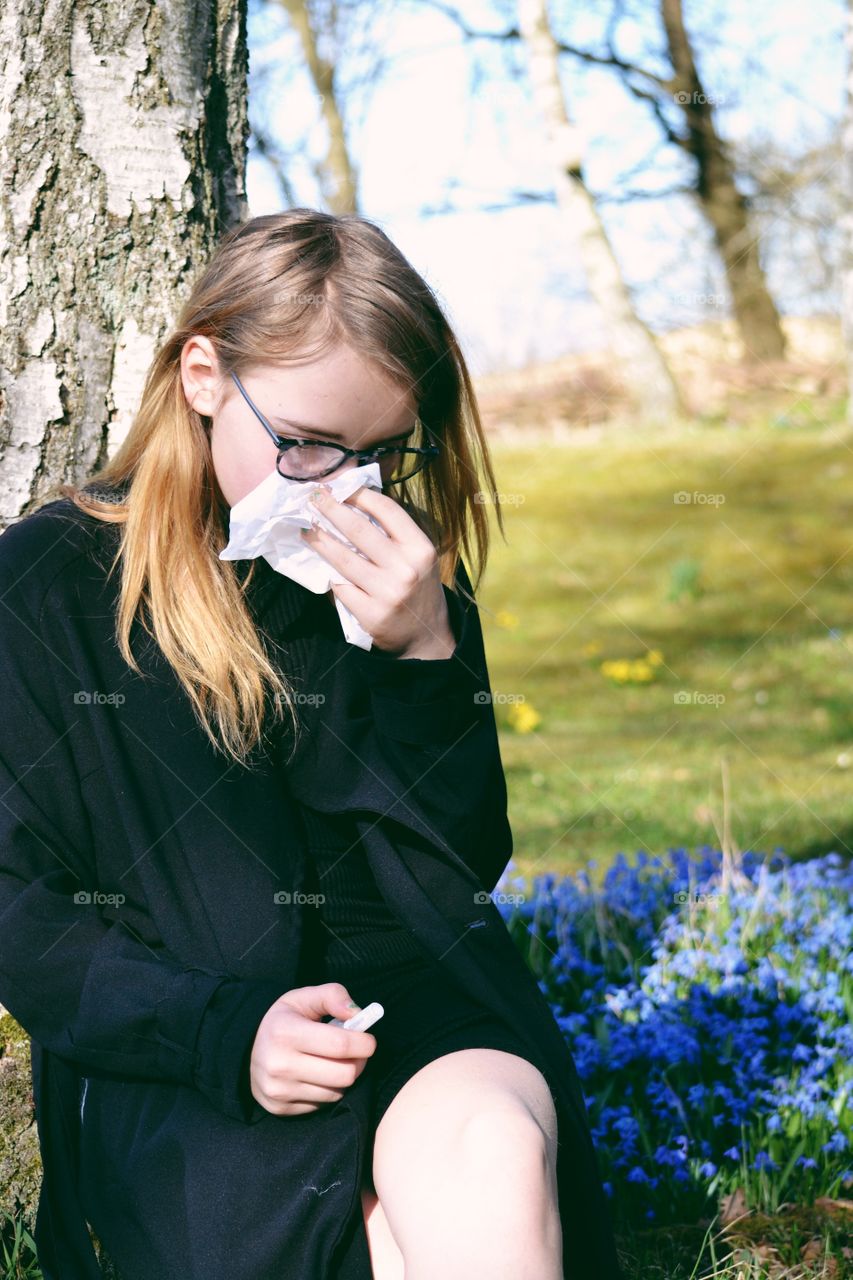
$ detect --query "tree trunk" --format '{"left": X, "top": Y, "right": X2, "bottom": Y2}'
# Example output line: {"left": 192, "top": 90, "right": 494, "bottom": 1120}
{"left": 0, "top": 0, "right": 250, "bottom": 525}
{"left": 843, "top": 0, "right": 853, "bottom": 423}
{"left": 279, "top": 0, "right": 359, "bottom": 213}
{"left": 518, "top": 0, "right": 683, "bottom": 420}
{"left": 661, "top": 0, "right": 786, "bottom": 363}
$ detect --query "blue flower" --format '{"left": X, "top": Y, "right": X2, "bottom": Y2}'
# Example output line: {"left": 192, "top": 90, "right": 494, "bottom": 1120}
{"left": 513, "top": 846, "right": 853, "bottom": 1229}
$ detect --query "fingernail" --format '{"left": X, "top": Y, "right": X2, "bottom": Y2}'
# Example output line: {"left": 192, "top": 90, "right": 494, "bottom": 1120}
{"left": 347, "top": 1000, "right": 361, "bottom": 1010}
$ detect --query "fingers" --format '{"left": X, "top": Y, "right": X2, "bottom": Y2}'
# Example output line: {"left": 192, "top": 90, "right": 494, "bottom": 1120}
{"left": 306, "top": 485, "right": 434, "bottom": 572}
{"left": 297, "top": 1021, "right": 378, "bottom": 1062}
{"left": 280, "top": 981, "right": 357, "bottom": 1023}
{"left": 301, "top": 521, "right": 378, "bottom": 593}
{"left": 345, "top": 485, "right": 434, "bottom": 546}
{"left": 309, "top": 486, "right": 397, "bottom": 566}
{"left": 255, "top": 1049, "right": 371, "bottom": 1115}
{"left": 297, "top": 1051, "right": 367, "bottom": 1091}
{"left": 256, "top": 1080, "right": 348, "bottom": 1114}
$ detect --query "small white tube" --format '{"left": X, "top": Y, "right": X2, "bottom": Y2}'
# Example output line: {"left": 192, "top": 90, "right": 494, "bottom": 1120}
{"left": 328, "top": 1001, "right": 384, "bottom": 1031}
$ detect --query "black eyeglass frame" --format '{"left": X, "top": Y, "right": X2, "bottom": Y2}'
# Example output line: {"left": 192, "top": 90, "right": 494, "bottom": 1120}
{"left": 229, "top": 371, "right": 441, "bottom": 484}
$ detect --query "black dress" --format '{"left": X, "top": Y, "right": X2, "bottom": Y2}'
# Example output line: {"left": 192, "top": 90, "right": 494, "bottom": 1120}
{"left": 293, "top": 801, "right": 557, "bottom": 1153}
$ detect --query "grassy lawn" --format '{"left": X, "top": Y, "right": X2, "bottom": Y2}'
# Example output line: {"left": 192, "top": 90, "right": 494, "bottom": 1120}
{"left": 478, "top": 413, "right": 853, "bottom": 882}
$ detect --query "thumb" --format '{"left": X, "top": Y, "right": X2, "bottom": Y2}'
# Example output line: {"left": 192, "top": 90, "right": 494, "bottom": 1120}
{"left": 283, "top": 982, "right": 362, "bottom": 1022}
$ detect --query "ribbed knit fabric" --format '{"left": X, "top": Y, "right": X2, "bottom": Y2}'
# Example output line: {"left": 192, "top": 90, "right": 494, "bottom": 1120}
{"left": 297, "top": 802, "right": 430, "bottom": 976}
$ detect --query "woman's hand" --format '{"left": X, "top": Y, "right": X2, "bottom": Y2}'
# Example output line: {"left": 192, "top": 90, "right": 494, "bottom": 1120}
{"left": 249, "top": 983, "right": 377, "bottom": 1117}
{"left": 300, "top": 484, "right": 456, "bottom": 660}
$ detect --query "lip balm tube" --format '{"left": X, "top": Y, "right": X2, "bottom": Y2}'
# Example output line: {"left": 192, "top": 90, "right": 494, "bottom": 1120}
{"left": 328, "top": 1001, "right": 384, "bottom": 1031}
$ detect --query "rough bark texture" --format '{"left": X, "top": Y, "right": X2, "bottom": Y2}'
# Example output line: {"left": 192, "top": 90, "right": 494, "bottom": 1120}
{"left": 518, "top": 0, "right": 683, "bottom": 420}
{"left": 0, "top": 1009, "right": 40, "bottom": 1225}
{"left": 0, "top": 0, "right": 250, "bottom": 527}
{"left": 660, "top": 0, "right": 786, "bottom": 363}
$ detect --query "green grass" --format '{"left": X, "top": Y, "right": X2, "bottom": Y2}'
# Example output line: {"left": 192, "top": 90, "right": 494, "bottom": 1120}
{"left": 478, "top": 415, "right": 853, "bottom": 882}
{"left": 615, "top": 1199, "right": 852, "bottom": 1277}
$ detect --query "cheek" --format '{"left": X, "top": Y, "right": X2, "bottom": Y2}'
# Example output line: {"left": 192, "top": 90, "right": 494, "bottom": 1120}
{"left": 210, "top": 418, "right": 277, "bottom": 506}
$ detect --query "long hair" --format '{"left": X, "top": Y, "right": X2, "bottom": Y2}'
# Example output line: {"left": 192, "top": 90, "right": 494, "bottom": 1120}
{"left": 46, "top": 209, "right": 506, "bottom": 767}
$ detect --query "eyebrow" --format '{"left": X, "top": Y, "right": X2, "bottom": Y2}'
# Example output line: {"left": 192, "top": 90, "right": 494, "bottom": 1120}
{"left": 270, "top": 415, "right": 415, "bottom": 443}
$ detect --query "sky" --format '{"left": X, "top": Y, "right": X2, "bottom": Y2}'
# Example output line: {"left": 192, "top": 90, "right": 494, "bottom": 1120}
{"left": 245, "top": 0, "right": 845, "bottom": 376}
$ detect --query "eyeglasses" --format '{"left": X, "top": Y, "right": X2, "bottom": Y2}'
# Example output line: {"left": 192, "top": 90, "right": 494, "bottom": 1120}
{"left": 229, "top": 372, "right": 440, "bottom": 485}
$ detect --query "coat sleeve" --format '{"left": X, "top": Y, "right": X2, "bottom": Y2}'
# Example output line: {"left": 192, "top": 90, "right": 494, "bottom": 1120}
{"left": 349, "top": 556, "right": 513, "bottom": 892}
{"left": 0, "top": 559, "right": 284, "bottom": 1126}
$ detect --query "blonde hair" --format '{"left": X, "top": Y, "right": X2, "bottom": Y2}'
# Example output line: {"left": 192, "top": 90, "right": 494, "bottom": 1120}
{"left": 46, "top": 209, "right": 505, "bottom": 767}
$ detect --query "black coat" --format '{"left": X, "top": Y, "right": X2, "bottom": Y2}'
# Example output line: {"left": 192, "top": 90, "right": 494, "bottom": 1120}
{"left": 0, "top": 493, "right": 623, "bottom": 1279}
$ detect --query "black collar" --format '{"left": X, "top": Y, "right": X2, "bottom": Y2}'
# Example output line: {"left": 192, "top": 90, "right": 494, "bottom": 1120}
{"left": 241, "top": 553, "right": 338, "bottom": 638}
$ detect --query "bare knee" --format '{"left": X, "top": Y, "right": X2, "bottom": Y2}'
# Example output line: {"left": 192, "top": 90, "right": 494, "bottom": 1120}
{"left": 456, "top": 1104, "right": 555, "bottom": 1171}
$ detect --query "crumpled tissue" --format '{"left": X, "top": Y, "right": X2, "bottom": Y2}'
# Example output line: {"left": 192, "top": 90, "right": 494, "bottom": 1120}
{"left": 218, "top": 461, "right": 387, "bottom": 650}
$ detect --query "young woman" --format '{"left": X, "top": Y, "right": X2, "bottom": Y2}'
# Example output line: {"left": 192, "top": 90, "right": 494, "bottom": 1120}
{"left": 0, "top": 210, "right": 622, "bottom": 1280}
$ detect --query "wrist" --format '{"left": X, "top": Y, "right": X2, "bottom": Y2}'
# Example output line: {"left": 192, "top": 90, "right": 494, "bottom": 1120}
{"left": 394, "top": 627, "right": 457, "bottom": 661}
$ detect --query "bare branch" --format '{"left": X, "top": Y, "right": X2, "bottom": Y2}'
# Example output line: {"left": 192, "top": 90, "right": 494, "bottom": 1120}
{"left": 250, "top": 124, "right": 300, "bottom": 207}
{"left": 417, "top": 0, "right": 676, "bottom": 91}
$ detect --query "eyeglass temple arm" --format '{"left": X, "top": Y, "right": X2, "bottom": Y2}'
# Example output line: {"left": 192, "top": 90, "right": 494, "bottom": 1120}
{"left": 230, "top": 371, "right": 282, "bottom": 446}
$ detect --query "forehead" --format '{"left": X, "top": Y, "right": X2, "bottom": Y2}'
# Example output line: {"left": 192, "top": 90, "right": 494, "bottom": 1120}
{"left": 246, "top": 346, "right": 417, "bottom": 436}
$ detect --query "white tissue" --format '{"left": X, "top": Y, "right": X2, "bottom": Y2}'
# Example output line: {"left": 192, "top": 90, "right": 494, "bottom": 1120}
{"left": 218, "top": 461, "right": 387, "bottom": 650}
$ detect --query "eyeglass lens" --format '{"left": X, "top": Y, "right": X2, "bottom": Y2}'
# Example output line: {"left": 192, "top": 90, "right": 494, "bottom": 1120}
{"left": 277, "top": 444, "right": 427, "bottom": 483}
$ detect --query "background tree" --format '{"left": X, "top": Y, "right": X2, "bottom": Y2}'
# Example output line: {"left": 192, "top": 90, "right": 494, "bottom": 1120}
{"left": 0, "top": 0, "right": 250, "bottom": 525}
{"left": 518, "top": 0, "right": 683, "bottom": 418}
{"left": 422, "top": 0, "right": 788, "bottom": 364}
{"left": 277, "top": 0, "right": 359, "bottom": 212}
{"left": 253, "top": 0, "right": 396, "bottom": 214}
{"left": 654, "top": 0, "right": 786, "bottom": 361}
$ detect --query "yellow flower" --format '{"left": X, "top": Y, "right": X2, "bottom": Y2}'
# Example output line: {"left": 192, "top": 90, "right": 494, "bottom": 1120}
{"left": 601, "top": 657, "right": 657, "bottom": 685}
{"left": 507, "top": 702, "right": 541, "bottom": 733}
{"left": 582, "top": 640, "right": 602, "bottom": 657}
{"left": 601, "top": 659, "right": 631, "bottom": 683}
{"left": 646, "top": 649, "right": 664, "bottom": 666}
{"left": 494, "top": 610, "right": 519, "bottom": 629}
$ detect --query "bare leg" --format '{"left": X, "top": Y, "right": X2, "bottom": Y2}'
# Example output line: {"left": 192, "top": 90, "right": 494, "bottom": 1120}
{"left": 370, "top": 1048, "right": 562, "bottom": 1280}
{"left": 361, "top": 1183, "right": 405, "bottom": 1280}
